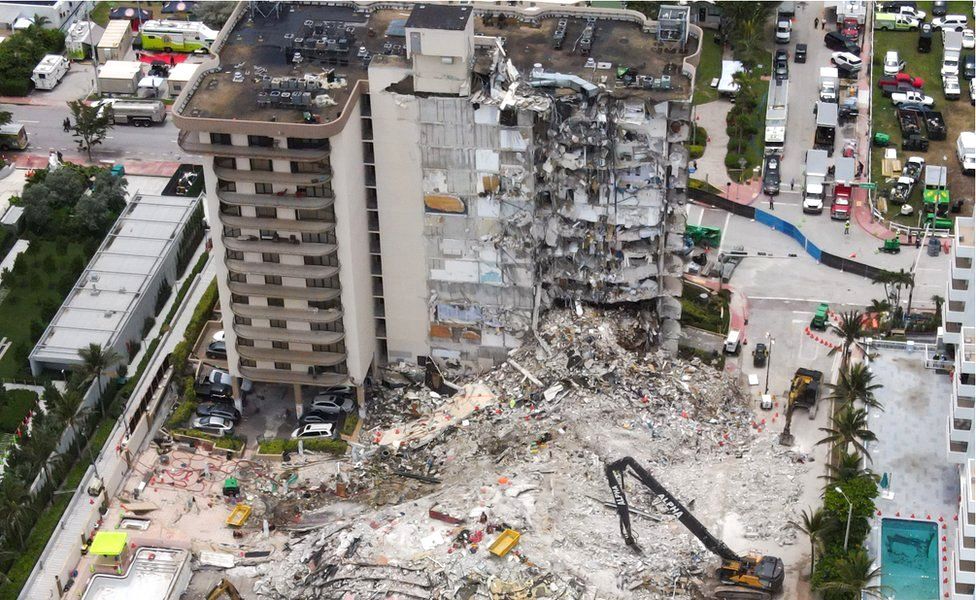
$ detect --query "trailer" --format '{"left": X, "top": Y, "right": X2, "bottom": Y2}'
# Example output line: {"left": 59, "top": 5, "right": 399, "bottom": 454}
{"left": 97, "top": 20, "right": 133, "bottom": 64}
{"left": 923, "top": 165, "right": 949, "bottom": 216}
{"left": 898, "top": 108, "right": 923, "bottom": 137}
{"left": 717, "top": 60, "right": 744, "bottom": 96}
{"left": 814, "top": 102, "right": 838, "bottom": 155}
{"left": 96, "top": 60, "right": 143, "bottom": 96}
{"left": 31, "top": 54, "right": 69, "bottom": 90}
{"left": 140, "top": 20, "right": 217, "bottom": 53}
{"left": 96, "top": 99, "right": 167, "bottom": 126}
{"left": 923, "top": 110, "right": 947, "bottom": 140}
{"left": 836, "top": 0, "right": 867, "bottom": 25}
{"left": 803, "top": 149, "right": 829, "bottom": 214}
{"left": 764, "top": 80, "right": 788, "bottom": 150}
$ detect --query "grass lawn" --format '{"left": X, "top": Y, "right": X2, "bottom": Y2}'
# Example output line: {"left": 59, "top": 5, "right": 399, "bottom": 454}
{"left": 0, "top": 389, "right": 38, "bottom": 433}
{"left": 694, "top": 33, "right": 724, "bottom": 105}
{"left": 89, "top": 2, "right": 111, "bottom": 26}
{"left": 0, "top": 240, "right": 88, "bottom": 379}
{"left": 680, "top": 281, "right": 731, "bottom": 334}
{"left": 870, "top": 0, "right": 975, "bottom": 226}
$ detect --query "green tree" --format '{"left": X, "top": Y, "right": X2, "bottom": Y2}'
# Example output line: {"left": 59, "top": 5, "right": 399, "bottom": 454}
{"left": 790, "top": 507, "right": 828, "bottom": 577}
{"left": 819, "top": 549, "right": 886, "bottom": 599}
{"left": 0, "top": 111, "right": 10, "bottom": 126}
{"left": 68, "top": 100, "right": 113, "bottom": 160}
{"left": 45, "top": 383, "right": 89, "bottom": 458}
{"left": 0, "top": 475, "right": 34, "bottom": 549}
{"left": 828, "top": 311, "right": 865, "bottom": 365}
{"left": 827, "top": 363, "right": 883, "bottom": 411}
{"left": 192, "top": 1, "right": 236, "bottom": 29}
{"left": 78, "top": 343, "right": 122, "bottom": 417}
{"left": 818, "top": 406, "right": 877, "bottom": 461}
{"left": 932, "top": 295, "right": 944, "bottom": 326}
{"left": 821, "top": 450, "right": 877, "bottom": 489}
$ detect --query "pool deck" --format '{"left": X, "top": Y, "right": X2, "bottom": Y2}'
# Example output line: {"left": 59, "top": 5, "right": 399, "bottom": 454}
{"left": 866, "top": 349, "right": 957, "bottom": 597}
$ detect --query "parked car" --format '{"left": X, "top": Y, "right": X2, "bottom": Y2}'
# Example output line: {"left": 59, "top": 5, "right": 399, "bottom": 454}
{"left": 205, "top": 340, "right": 226, "bottom": 359}
{"left": 831, "top": 52, "right": 863, "bottom": 71}
{"left": 196, "top": 403, "right": 241, "bottom": 422}
{"left": 878, "top": 77, "right": 922, "bottom": 97}
{"left": 212, "top": 330, "right": 225, "bottom": 343}
{"left": 291, "top": 423, "right": 335, "bottom": 440}
{"left": 918, "top": 23, "right": 933, "bottom": 52}
{"left": 775, "top": 19, "right": 791, "bottom": 43}
{"left": 774, "top": 49, "right": 789, "bottom": 81}
{"left": 944, "top": 75, "right": 961, "bottom": 99}
{"left": 317, "top": 385, "right": 357, "bottom": 398}
{"left": 299, "top": 410, "right": 340, "bottom": 426}
{"left": 891, "top": 90, "right": 934, "bottom": 106}
{"left": 881, "top": 5, "right": 926, "bottom": 20}
{"left": 209, "top": 368, "right": 254, "bottom": 393}
{"left": 964, "top": 55, "right": 975, "bottom": 80}
{"left": 883, "top": 50, "right": 905, "bottom": 76}
{"left": 308, "top": 394, "right": 356, "bottom": 415}
{"left": 195, "top": 381, "right": 232, "bottom": 401}
{"left": 830, "top": 196, "right": 852, "bottom": 220}
{"left": 794, "top": 43, "right": 807, "bottom": 63}
{"left": 932, "top": 1, "right": 947, "bottom": 17}
{"left": 841, "top": 18, "right": 860, "bottom": 41}
{"left": 963, "top": 28, "right": 975, "bottom": 49}
{"left": 970, "top": 79, "right": 976, "bottom": 105}
{"left": 192, "top": 416, "right": 234, "bottom": 434}
{"left": 762, "top": 154, "right": 781, "bottom": 196}
{"left": 932, "top": 15, "right": 968, "bottom": 31}
{"left": 825, "top": 31, "right": 860, "bottom": 54}
{"left": 902, "top": 156, "right": 926, "bottom": 182}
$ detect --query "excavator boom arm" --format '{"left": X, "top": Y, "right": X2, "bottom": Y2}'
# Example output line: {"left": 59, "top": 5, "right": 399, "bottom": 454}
{"left": 605, "top": 457, "right": 742, "bottom": 563}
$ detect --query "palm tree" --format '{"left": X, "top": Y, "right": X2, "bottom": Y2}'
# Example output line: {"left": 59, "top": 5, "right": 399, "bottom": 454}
{"left": 828, "top": 310, "right": 865, "bottom": 365}
{"left": 821, "top": 450, "right": 877, "bottom": 489}
{"left": 818, "top": 406, "right": 877, "bottom": 461}
{"left": 790, "top": 507, "right": 828, "bottom": 577}
{"left": 932, "top": 295, "right": 945, "bottom": 326}
{"left": 45, "top": 383, "right": 88, "bottom": 456}
{"left": 78, "top": 343, "right": 122, "bottom": 417}
{"left": 819, "top": 548, "right": 886, "bottom": 599}
{"left": 0, "top": 476, "right": 34, "bottom": 549}
{"left": 827, "top": 363, "right": 883, "bottom": 411}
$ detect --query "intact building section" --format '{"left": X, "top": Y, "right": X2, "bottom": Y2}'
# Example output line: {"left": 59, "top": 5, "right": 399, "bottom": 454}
{"left": 174, "top": 1, "right": 698, "bottom": 389}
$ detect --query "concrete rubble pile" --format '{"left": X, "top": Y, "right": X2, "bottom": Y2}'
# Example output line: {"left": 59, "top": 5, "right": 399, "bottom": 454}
{"left": 245, "top": 308, "right": 803, "bottom": 599}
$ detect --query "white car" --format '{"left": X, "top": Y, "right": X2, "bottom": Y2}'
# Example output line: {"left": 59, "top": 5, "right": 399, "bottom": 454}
{"left": 963, "top": 28, "right": 975, "bottom": 49}
{"left": 802, "top": 194, "right": 824, "bottom": 214}
{"left": 933, "top": 14, "right": 968, "bottom": 31}
{"left": 883, "top": 5, "right": 926, "bottom": 20}
{"left": 883, "top": 50, "right": 905, "bottom": 76}
{"left": 775, "top": 20, "right": 791, "bottom": 43}
{"left": 209, "top": 368, "right": 254, "bottom": 393}
{"left": 944, "top": 75, "right": 961, "bottom": 100}
{"left": 291, "top": 423, "right": 335, "bottom": 440}
{"left": 891, "top": 90, "right": 935, "bottom": 106}
{"left": 831, "top": 51, "right": 863, "bottom": 71}
{"left": 212, "top": 330, "right": 225, "bottom": 343}
{"left": 192, "top": 416, "right": 234, "bottom": 434}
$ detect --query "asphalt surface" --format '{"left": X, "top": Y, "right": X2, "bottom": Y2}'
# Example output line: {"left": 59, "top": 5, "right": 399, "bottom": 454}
{"left": 1, "top": 103, "right": 198, "bottom": 165}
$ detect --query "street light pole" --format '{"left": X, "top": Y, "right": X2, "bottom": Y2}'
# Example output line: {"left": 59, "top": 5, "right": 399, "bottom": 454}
{"left": 764, "top": 334, "right": 774, "bottom": 394}
{"left": 836, "top": 486, "right": 853, "bottom": 551}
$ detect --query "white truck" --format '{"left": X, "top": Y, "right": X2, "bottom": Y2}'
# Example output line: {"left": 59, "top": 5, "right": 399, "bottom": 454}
{"left": 819, "top": 67, "right": 839, "bottom": 102}
{"left": 31, "top": 54, "right": 69, "bottom": 90}
{"left": 95, "top": 99, "right": 167, "bottom": 127}
{"left": 958, "top": 131, "right": 976, "bottom": 174}
{"left": 803, "top": 149, "right": 829, "bottom": 214}
{"left": 943, "top": 31, "right": 963, "bottom": 77}
{"left": 764, "top": 80, "right": 788, "bottom": 150}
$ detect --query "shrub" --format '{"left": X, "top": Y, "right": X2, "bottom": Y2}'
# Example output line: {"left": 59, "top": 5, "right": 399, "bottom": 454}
{"left": 725, "top": 152, "right": 744, "bottom": 169}
{"left": 166, "top": 399, "right": 198, "bottom": 429}
{"left": 171, "top": 428, "right": 244, "bottom": 452}
{"left": 688, "top": 144, "right": 705, "bottom": 160}
{"left": 258, "top": 438, "right": 348, "bottom": 456}
{"left": 691, "top": 126, "right": 708, "bottom": 146}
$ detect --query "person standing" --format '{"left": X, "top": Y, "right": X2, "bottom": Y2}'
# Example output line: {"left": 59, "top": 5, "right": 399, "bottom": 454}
{"left": 844, "top": 219, "right": 851, "bottom": 235}
{"left": 63, "top": 118, "right": 70, "bottom": 132}
{"left": 768, "top": 195, "right": 775, "bottom": 210}
{"left": 814, "top": 17, "right": 819, "bottom": 28}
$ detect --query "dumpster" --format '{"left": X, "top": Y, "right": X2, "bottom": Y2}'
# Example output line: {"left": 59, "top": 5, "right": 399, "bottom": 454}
{"left": 489, "top": 529, "right": 521, "bottom": 557}
{"left": 811, "top": 303, "right": 829, "bottom": 331}
{"left": 684, "top": 225, "right": 722, "bottom": 247}
{"left": 226, "top": 503, "right": 252, "bottom": 527}
{"left": 873, "top": 132, "right": 891, "bottom": 147}
{"left": 110, "top": 164, "right": 125, "bottom": 178}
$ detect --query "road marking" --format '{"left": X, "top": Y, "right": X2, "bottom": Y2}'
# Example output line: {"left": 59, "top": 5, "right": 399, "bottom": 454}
{"left": 717, "top": 212, "right": 731, "bottom": 253}
{"left": 20, "top": 120, "right": 39, "bottom": 124}
{"left": 749, "top": 296, "right": 864, "bottom": 304}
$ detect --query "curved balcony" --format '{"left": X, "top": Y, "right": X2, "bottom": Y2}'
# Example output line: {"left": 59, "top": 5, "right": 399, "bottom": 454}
{"left": 231, "top": 303, "right": 342, "bottom": 324}
{"left": 179, "top": 132, "right": 330, "bottom": 161}
{"left": 220, "top": 214, "right": 335, "bottom": 234}
{"left": 223, "top": 234, "right": 338, "bottom": 257}
{"left": 228, "top": 281, "right": 341, "bottom": 301}
{"left": 233, "top": 324, "right": 343, "bottom": 346}
{"left": 217, "top": 190, "right": 334, "bottom": 210}
{"left": 226, "top": 259, "right": 338, "bottom": 279}
{"left": 238, "top": 366, "right": 349, "bottom": 387}
{"left": 214, "top": 166, "right": 331, "bottom": 186}
{"left": 236, "top": 345, "right": 345, "bottom": 367}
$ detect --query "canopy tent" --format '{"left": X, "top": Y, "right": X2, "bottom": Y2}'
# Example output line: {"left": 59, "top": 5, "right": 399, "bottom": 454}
{"left": 90, "top": 531, "right": 129, "bottom": 557}
{"left": 109, "top": 6, "right": 152, "bottom": 30}
{"left": 161, "top": 1, "right": 197, "bottom": 14}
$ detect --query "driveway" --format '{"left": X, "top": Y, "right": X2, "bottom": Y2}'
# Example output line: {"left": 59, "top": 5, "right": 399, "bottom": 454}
{"left": 692, "top": 100, "right": 733, "bottom": 189}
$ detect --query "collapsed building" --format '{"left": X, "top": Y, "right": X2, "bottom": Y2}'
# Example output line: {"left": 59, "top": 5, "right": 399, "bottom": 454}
{"left": 174, "top": 2, "right": 698, "bottom": 399}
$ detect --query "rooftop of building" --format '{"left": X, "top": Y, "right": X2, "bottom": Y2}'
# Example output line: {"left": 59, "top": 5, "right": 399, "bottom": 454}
{"left": 29, "top": 193, "right": 200, "bottom": 367}
{"left": 405, "top": 4, "right": 472, "bottom": 31}
{"left": 179, "top": 2, "right": 694, "bottom": 126}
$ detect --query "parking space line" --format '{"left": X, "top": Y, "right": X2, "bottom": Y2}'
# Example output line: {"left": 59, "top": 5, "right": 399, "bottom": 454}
{"left": 717, "top": 212, "right": 731, "bottom": 253}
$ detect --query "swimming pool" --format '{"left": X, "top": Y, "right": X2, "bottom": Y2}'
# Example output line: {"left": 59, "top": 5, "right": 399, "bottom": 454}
{"left": 82, "top": 547, "right": 190, "bottom": 600}
{"left": 880, "top": 518, "right": 940, "bottom": 600}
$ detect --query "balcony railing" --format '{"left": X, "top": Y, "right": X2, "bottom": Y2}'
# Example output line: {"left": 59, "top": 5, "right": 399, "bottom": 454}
{"left": 217, "top": 190, "right": 334, "bottom": 210}
{"left": 233, "top": 324, "right": 344, "bottom": 346}
{"left": 214, "top": 166, "right": 330, "bottom": 186}
{"left": 226, "top": 259, "right": 338, "bottom": 279}
{"left": 228, "top": 281, "right": 340, "bottom": 301}
{"left": 220, "top": 214, "right": 335, "bottom": 234}
{"left": 236, "top": 345, "right": 345, "bottom": 367}
{"left": 231, "top": 304, "right": 342, "bottom": 324}
{"left": 223, "top": 234, "right": 338, "bottom": 257}
{"left": 178, "top": 131, "right": 331, "bottom": 161}
{"left": 238, "top": 366, "right": 349, "bottom": 387}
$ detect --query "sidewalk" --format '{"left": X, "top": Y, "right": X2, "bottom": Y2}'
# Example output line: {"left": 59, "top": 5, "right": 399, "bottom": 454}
{"left": 692, "top": 101, "right": 763, "bottom": 206}
{"left": 12, "top": 153, "right": 181, "bottom": 177}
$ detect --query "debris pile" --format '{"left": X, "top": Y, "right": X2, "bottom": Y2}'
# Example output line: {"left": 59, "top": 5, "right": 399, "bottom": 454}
{"left": 244, "top": 308, "right": 804, "bottom": 599}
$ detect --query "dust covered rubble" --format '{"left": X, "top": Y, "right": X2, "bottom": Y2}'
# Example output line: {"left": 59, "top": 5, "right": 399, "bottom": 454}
{"left": 245, "top": 308, "right": 803, "bottom": 599}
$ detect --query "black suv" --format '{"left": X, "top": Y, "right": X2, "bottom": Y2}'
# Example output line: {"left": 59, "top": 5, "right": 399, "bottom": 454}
{"left": 824, "top": 31, "right": 860, "bottom": 54}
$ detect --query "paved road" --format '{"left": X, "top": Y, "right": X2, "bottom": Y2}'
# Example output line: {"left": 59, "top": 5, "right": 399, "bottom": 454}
{"left": 0, "top": 103, "right": 199, "bottom": 166}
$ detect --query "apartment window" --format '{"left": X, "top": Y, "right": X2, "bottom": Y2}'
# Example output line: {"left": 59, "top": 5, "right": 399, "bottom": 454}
{"left": 308, "top": 299, "right": 338, "bottom": 310}
{"left": 296, "top": 185, "right": 329, "bottom": 198}
{"left": 217, "top": 179, "right": 236, "bottom": 192}
{"left": 262, "top": 253, "right": 280, "bottom": 264}
{"left": 259, "top": 229, "right": 275, "bottom": 241}
{"left": 304, "top": 256, "right": 326, "bottom": 266}
{"left": 255, "top": 206, "right": 277, "bottom": 218}
{"left": 250, "top": 158, "right": 273, "bottom": 171}
{"left": 214, "top": 156, "right": 235, "bottom": 169}
{"left": 219, "top": 203, "right": 241, "bottom": 216}
{"left": 302, "top": 232, "right": 334, "bottom": 244}
{"left": 287, "top": 137, "right": 329, "bottom": 150}
{"left": 270, "top": 319, "right": 286, "bottom": 329}
{"left": 229, "top": 273, "right": 247, "bottom": 283}
{"left": 291, "top": 159, "right": 329, "bottom": 174}
{"left": 237, "top": 337, "right": 254, "bottom": 347}
{"left": 231, "top": 294, "right": 249, "bottom": 304}
{"left": 265, "top": 275, "right": 282, "bottom": 285}
{"left": 272, "top": 341, "right": 289, "bottom": 350}
{"left": 267, "top": 297, "right": 284, "bottom": 307}
{"left": 222, "top": 226, "right": 241, "bottom": 238}
{"left": 312, "top": 322, "right": 341, "bottom": 333}
{"left": 307, "top": 278, "right": 328, "bottom": 288}
{"left": 255, "top": 182, "right": 274, "bottom": 194}
{"left": 274, "top": 362, "right": 291, "bottom": 370}
{"left": 241, "top": 359, "right": 257, "bottom": 368}
{"left": 210, "top": 132, "right": 232, "bottom": 145}
{"left": 248, "top": 135, "right": 274, "bottom": 147}
{"left": 225, "top": 250, "right": 244, "bottom": 260}
{"left": 298, "top": 208, "right": 331, "bottom": 221}
{"left": 233, "top": 316, "right": 252, "bottom": 325}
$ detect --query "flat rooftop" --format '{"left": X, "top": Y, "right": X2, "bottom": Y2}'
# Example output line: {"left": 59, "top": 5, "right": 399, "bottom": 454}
{"left": 30, "top": 193, "right": 200, "bottom": 368}
{"left": 181, "top": 3, "right": 692, "bottom": 124}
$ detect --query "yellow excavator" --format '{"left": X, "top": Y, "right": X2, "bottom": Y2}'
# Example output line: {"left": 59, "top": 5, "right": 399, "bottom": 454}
{"left": 206, "top": 579, "right": 243, "bottom": 600}
{"left": 606, "top": 457, "right": 785, "bottom": 600}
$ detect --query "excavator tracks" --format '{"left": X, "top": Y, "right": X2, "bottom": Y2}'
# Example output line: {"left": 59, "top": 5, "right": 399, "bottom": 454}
{"left": 713, "top": 586, "right": 772, "bottom": 600}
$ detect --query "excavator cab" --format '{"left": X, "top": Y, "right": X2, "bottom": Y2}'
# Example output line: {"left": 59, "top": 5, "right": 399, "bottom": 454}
{"left": 718, "top": 554, "right": 785, "bottom": 592}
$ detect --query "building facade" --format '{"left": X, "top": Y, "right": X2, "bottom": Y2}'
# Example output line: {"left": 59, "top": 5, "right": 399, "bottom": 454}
{"left": 174, "top": 2, "right": 697, "bottom": 401}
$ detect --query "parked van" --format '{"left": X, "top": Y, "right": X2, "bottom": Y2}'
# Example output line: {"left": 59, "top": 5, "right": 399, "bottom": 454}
{"left": 0, "top": 123, "right": 29, "bottom": 150}
{"left": 31, "top": 54, "right": 69, "bottom": 90}
{"left": 94, "top": 99, "right": 166, "bottom": 126}
{"left": 724, "top": 330, "right": 742, "bottom": 355}
{"left": 875, "top": 12, "right": 920, "bottom": 30}
{"left": 958, "top": 131, "right": 976, "bottom": 174}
